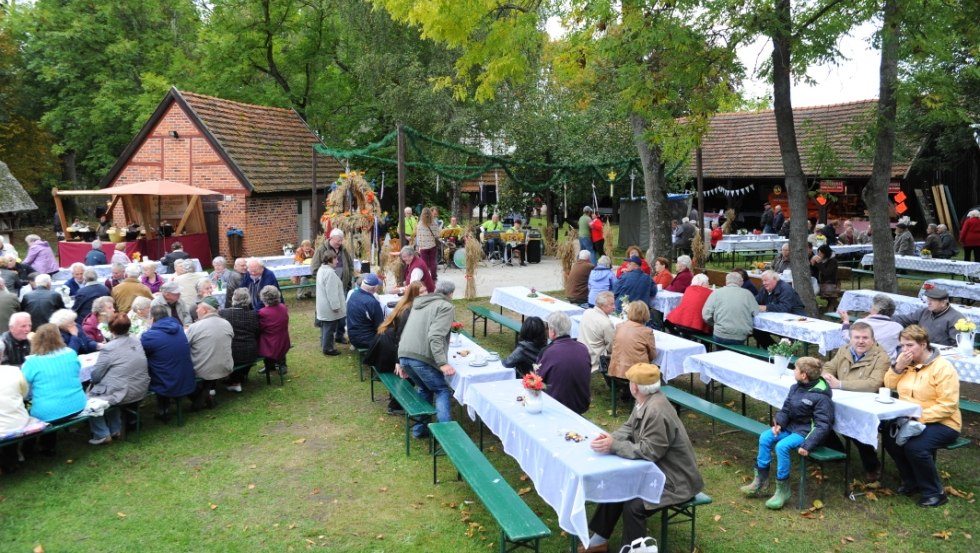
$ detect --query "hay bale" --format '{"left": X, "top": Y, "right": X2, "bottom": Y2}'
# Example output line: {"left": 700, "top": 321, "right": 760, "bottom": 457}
{"left": 464, "top": 231, "right": 482, "bottom": 299}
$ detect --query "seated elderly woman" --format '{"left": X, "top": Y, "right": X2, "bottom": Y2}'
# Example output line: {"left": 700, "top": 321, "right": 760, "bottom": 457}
{"left": 195, "top": 277, "right": 214, "bottom": 304}
{"left": 664, "top": 273, "right": 714, "bottom": 337}
{"left": 608, "top": 301, "right": 656, "bottom": 400}
{"left": 86, "top": 313, "right": 150, "bottom": 445}
{"left": 83, "top": 296, "right": 116, "bottom": 343}
{"left": 502, "top": 316, "right": 548, "bottom": 378}
{"left": 126, "top": 296, "right": 153, "bottom": 336}
{"left": 587, "top": 256, "right": 617, "bottom": 307}
{"left": 21, "top": 323, "right": 87, "bottom": 456}
{"left": 174, "top": 259, "right": 201, "bottom": 312}
{"left": 70, "top": 269, "right": 110, "bottom": 322}
{"left": 258, "top": 285, "right": 291, "bottom": 376}
{"left": 218, "top": 288, "right": 261, "bottom": 393}
{"left": 50, "top": 308, "right": 100, "bottom": 354}
{"left": 882, "top": 324, "right": 961, "bottom": 508}
{"left": 139, "top": 260, "right": 164, "bottom": 294}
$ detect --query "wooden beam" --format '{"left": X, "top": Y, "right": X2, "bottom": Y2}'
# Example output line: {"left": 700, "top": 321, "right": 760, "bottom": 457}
{"left": 51, "top": 188, "right": 69, "bottom": 238}
{"left": 175, "top": 195, "right": 199, "bottom": 235}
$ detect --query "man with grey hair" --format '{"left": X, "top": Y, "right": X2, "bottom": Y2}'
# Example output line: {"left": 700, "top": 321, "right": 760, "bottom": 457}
{"left": 396, "top": 245, "right": 434, "bottom": 294}
{"left": 838, "top": 294, "right": 903, "bottom": 360}
{"left": 84, "top": 240, "right": 108, "bottom": 266}
{"left": 66, "top": 262, "right": 87, "bottom": 297}
{"left": 579, "top": 206, "right": 595, "bottom": 263}
{"left": 72, "top": 268, "right": 110, "bottom": 322}
{"left": 0, "top": 312, "right": 32, "bottom": 366}
{"left": 923, "top": 223, "right": 941, "bottom": 256}
{"left": 702, "top": 271, "right": 759, "bottom": 345}
{"left": 186, "top": 297, "right": 234, "bottom": 409}
{"left": 538, "top": 311, "right": 592, "bottom": 414}
{"left": 771, "top": 243, "right": 791, "bottom": 274}
{"left": 577, "top": 290, "right": 615, "bottom": 373}
{"left": 241, "top": 257, "right": 280, "bottom": 311}
{"left": 396, "top": 279, "right": 457, "bottom": 438}
{"left": 160, "top": 241, "right": 189, "bottom": 274}
{"left": 20, "top": 273, "right": 64, "bottom": 329}
{"left": 112, "top": 263, "right": 152, "bottom": 314}
{"left": 174, "top": 258, "right": 201, "bottom": 312}
{"left": 578, "top": 362, "right": 703, "bottom": 552}
{"left": 935, "top": 224, "right": 958, "bottom": 258}
{"left": 565, "top": 249, "right": 594, "bottom": 305}
{"left": 311, "top": 228, "right": 354, "bottom": 289}
{"left": 223, "top": 257, "right": 247, "bottom": 308}
{"left": 104, "top": 261, "right": 127, "bottom": 291}
{"left": 151, "top": 282, "right": 193, "bottom": 326}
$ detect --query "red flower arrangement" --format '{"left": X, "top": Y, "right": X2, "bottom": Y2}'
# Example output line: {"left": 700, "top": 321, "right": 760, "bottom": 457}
{"left": 450, "top": 322, "right": 465, "bottom": 333}
{"left": 522, "top": 372, "right": 546, "bottom": 392}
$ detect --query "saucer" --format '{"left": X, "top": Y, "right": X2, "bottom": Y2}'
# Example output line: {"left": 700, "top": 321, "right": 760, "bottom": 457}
{"left": 469, "top": 360, "right": 488, "bottom": 367}
{"left": 875, "top": 396, "right": 895, "bottom": 404}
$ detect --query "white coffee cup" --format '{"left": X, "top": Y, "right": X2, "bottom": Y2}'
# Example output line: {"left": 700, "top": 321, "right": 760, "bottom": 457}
{"left": 475, "top": 354, "right": 486, "bottom": 364}
{"left": 487, "top": 351, "right": 500, "bottom": 361}
{"left": 657, "top": 283, "right": 663, "bottom": 291}
{"left": 878, "top": 387, "right": 891, "bottom": 400}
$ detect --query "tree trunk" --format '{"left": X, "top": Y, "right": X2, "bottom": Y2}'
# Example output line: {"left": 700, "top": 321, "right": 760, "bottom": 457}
{"left": 771, "top": 0, "right": 818, "bottom": 316}
{"left": 62, "top": 150, "right": 77, "bottom": 184}
{"left": 630, "top": 113, "right": 671, "bottom": 261}
{"left": 450, "top": 180, "right": 461, "bottom": 220}
{"left": 865, "top": 0, "right": 901, "bottom": 293}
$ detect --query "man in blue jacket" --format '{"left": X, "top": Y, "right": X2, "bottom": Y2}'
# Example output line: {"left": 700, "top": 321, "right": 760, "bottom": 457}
{"left": 612, "top": 256, "right": 655, "bottom": 312}
{"left": 346, "top": 273, "right": 384, "bottom": 350}
{"left": 754, "top": 270, "right": 806, "bottom": 348}
{"left": 242, "top": 258, "right": 281, "bottom": 311}
{"left": 141, "top": 304, "right": 196, "bottom": 422}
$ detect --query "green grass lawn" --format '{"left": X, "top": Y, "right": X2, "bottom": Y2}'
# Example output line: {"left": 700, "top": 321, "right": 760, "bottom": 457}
{"left": 1, "top": 236, "right": 978, "bottom": 551}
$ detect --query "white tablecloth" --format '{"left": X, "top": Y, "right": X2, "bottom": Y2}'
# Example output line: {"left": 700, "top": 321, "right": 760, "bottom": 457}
{"left": 938, "top": 348, "right": 980, "bottom": 385}
{"left": 79, "top": 352, "right": 98, "bottom": 383}
{"left": 830, "top": 244, "right": 873, "bottom": 255}
{"left": 376, "top": 293, "right": 400, "bottom": 317}
{"left": 753, "top": 312, "right": 848, "bottom": 355}
{"left": 490, "top": 286, "right": 585, "bottom": 321}
{"left": 860, "top": 254, "right": 980, "bottom": 278}
{"left": 839, "top": 290, "right": 923, "bottom": 317}
{"left": 271, "top": 264, "right": 312, "bottom": 279}
{"left": 651, "top": 290, "right": 683, "bottom": 317}
{"left": 713, "top": 239, "right": 787, "bottom": 253}
{"left": 53, "top": 258, "right": 203, "bottom": 280}
{"left": 446, "top": 334, "right": 515, "bottom": 409}
{"left": 465, "top": 380, "right": 665, "bottom": 546}
{"left": 919, "top": 279, "right": 980, "bottom": 302}
{"left": 569, "top": 316, "right": 705, "bottom": 380}
{"left": 258, "top": 255, "right": 297, "bottom": 268}
{"left": 684, "top": 350, "right": 921, "bottom": 447}
{"left": 719, "top": 234, "right": 782, "bottom": 242}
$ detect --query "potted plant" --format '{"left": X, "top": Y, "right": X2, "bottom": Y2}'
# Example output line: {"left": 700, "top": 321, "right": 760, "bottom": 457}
{"left": 527, "top": 287, "right": 538, "bottom": 298}
{"left": 920, "top": 248, "right": 932, "bottom": 259}
{"left": 522, "top": 371, "right": 547, "bottom": 414}
{"left": 450, "top": 321, "right": 464, "bottom": 346}
{"left": 767, "top": 338, "right": 800, "bottom": 372}
{"left": 954, "top": 318, "right": 977, "bottom": 356}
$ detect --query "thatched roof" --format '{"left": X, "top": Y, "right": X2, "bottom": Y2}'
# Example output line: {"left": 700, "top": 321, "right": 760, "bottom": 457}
{"left": 0, "top": 161, "right": 38, "bottom": 214}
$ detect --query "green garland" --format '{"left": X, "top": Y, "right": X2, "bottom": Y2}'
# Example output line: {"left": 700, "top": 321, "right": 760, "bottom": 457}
{"left": 314, "top": 125, "right": 682, "bottom": 193}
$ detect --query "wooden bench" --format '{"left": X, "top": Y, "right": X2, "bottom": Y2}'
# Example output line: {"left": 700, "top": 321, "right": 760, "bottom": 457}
{"left": 468, "top": 305, "right": 522, "bottom": 345}
{"left": 798, "top": 446, "right": 848, "bottom": 508}
{"left": 374, "top": 369, "right": 436, "bottom": 456}
{"left": 960, "top": 399, "right": 980, "bottom": 415}
{"left": 428, "top": 422, "right": 551, "bottom": 552}
{"left": 651, "top": 492, "right": 713, "bottom": 553}
{"left": 0, "top": 413, "right": 91, "bottom": 448}
{"left": 661, "top": 385, "right": 770, "bottom": 436}
{"left": 851, "top": 268, "right": 922, "bottom": 288}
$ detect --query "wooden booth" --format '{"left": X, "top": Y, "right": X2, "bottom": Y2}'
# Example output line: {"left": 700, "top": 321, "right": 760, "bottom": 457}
{"left": 52, "top": 180, "right": 218, "bottom": 267}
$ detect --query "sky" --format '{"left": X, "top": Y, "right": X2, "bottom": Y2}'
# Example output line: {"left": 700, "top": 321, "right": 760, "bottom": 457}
{"left": 738, "top": 21, "right": 881, "bottom": 108}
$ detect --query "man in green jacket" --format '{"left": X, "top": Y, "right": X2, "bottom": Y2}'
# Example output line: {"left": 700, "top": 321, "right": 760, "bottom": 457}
{"left": 396, "top": 280, "right": 457, "bottom": 438}
{"left": 701, "top": 271, "right": 758, "bottom": 344}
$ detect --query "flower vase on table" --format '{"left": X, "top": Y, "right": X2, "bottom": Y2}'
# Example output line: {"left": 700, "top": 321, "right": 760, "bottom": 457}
{"left": 450, "top": 322, "right": 464, "bottom": 346}
{"left": 955, "top": 319, "right": 977, "bottom": 356}
{"left": 767, "top": 338, "right": 800, "bottom": 377}
{"left": 522, "top": 371, "right": 546, "bottom": 414}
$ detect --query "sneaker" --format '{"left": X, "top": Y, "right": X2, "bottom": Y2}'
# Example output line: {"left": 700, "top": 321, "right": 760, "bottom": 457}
{"left": 88, "top": 436, "right": 112, "bottom": 445}
{"left": 520, "top": 262, "right": 527, "bottom": 267}
{"left": 226, "top": 384, "right": 243, "bottom": 393}
{"left": 278, "top": 364, "right": 289, "bottom": 376}
{"left": 323, "top": 350, "right": 341, "bottom": 356}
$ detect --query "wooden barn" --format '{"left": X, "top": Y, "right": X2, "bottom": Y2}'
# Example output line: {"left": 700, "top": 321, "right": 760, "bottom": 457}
{"left": 101, "top": 87, "right": 343, "bottom": 261}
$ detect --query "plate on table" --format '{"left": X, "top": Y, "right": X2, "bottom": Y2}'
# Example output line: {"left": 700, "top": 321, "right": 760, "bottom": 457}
{"left": 875, "top": 396, "right": 895, "bottom": 404}
{"left": 468, "top": 359, "right": 488, "bottom": 367}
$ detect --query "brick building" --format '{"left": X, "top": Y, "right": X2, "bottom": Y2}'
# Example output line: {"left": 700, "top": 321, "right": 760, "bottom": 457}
{"left": 101, "top": 87, "right": 343, "bottom": 261}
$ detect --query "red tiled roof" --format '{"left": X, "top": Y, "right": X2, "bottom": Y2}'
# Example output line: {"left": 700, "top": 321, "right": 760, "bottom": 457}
{"left": 694, "top": 100, "right": 914, "bottom": 179}
{"left": 178, "top": 90, "right": 342, "bottom": 193}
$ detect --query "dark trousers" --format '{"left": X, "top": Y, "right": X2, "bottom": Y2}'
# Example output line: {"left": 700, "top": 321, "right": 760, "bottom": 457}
{"left": 753, "top": 329, "right": 776, "bottom": 349}
{"left": 823, "top": 432, "right": 879, "bottom": 474}
{"left": 38, "top": 411, "right": 83, "bottom": 453}
{"left": 589, "top": 498, "right": 658, "bottom": 545}
{"left": 964, "top": 246, "right": 980, "bottom": 262}
{"left": 882, "top": 421, "right": 958, "bottom": 497}
{"left": 419, "top": 247, "right": 438, "bottom": 280}
{"left": 712, "top": 335, "right": 747, "bottom": 345}
{"left": 319, "top": 318, "right": 340, "bottom": 353}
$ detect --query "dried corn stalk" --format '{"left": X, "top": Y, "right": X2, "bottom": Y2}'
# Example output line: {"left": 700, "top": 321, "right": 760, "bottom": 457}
{"left": 603, "top": 221, "right": 614, "bottom": 258}
{"left": 722, "top": 208, "right": 735, "bottom": 235}
{"left": 691, "top": 228, "right": 707, "bottom": 269}
{"left": 556, "top": 231, "right": 578, "bottom": 286}
{"left": 464, "top": 231, "right": 481, "bottom": 299}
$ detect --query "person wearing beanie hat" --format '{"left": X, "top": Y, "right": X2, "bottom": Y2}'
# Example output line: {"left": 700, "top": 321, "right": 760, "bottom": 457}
{"left": 576, "top": 363, "right": 704, "bottom": 553}
{"left": 893, "top": 287, "right": 963, "bottom": 346}
{"left": 345, "top": 273, "right": 385, "bottom": 350}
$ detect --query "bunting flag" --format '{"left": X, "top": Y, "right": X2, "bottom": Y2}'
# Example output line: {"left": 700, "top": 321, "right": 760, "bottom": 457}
{"left": 702, "top": 184, "right": 756, "bottom": 197}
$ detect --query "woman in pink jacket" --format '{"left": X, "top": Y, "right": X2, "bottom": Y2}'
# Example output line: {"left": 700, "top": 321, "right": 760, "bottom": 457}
{"left": 959, "top": 209, "right": 980, "bottom": 262}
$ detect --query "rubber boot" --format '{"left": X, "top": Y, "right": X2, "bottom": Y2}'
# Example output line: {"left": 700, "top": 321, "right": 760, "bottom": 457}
{"left": 740, "top": 467, "right": 770, "bottom": 497}
{"left": 765, "top": 479, "right": 792, "bottom": 510}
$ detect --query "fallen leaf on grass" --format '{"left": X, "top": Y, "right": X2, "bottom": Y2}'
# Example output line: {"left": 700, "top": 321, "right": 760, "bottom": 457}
{"left": 519, "top": 474, "right": 529, "bottom": 481}
{"left": 873, "top": 531, "right": 887, "bottom": 539}
{"left": 249, "top": 464, "right": 257, "bottom": 469}
{"left": 718, "top": 527, "right": 727, "bottom": 533}
{"left": 376, "top": 534, "right": 384, "bottom": 540}
{"left": 963, "top": 532, "right": 972, "bottom": 539}
{"left": 933, "top": 530, "right": 952, "bottom": 540}
{"left": 811, "top": 499, "right": 824, "bottom": 510}
{"left": 248, "top": 484, "right": 256, "bottom": 490}
{"left": 288, "top": 523, "right": 297, "bottom": 530}
{"left": 33, "top": 545, "right": 44, "bottom": 553}
{"left": 945, "top": 485, "right": 974, "bottom": 500}
{"left": 116, "top": 512, "right": 127, "bottom": 518}
{"left": 801, "top": 512, "right": 817, "bottom": 519}
{"left": 65, "top": 459, "right": 73, "bottom": 464}
{"left": 311, "top": 488, "right": 320, "bottom": 495}
{"left": 713, "top": 514, "right": 722, "bottom": 522}
{"left": 209, "top": 503, "right": 218, "bottom": 510}
{"left": 293, "top": 438, "right": 306, "bottom": 444}
{"left": 865, "top": 492, "right": 878, "bottom": 502}
{"left": 517, "top": 487, "right": 532, "bottom": 496}
{"left": 377, "top": 486, "right": 389, "bottom": 493}
{"left": 842, "top": 536, "right": 855, "bottom": 543}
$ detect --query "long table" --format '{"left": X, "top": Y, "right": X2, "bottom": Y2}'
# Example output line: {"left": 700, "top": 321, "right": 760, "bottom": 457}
{"left": 569, "top": 315, "right": 706, "bottom": 380}
{"left": 713, "top": 238, "right": 787, "bottom": 253}
{"left": 683, "top": 350, "right": 921, "bottom": 448}
{"left": 860, "top": 254, "right": 980, "bottom": 279}
{"left": 839, "top": 289, "right": 980, "bottom": 326}
{"left": 919, "top": 279, "right": 980, "bottom": 302}
{"left": 446, "top": 333, "right": 516, "bottom": 412}
{"left": 490, "top": 286, "right": 585, "bottom": 321}
{"left": 651, "top": 289, "right": 683, "bottom": 317}
{"left": 753, "top": 312, "right": 848, "bottom": 355}
{"left": 53, "top": 258, "right": 204, "bottom": 281}
{"left": 465, "top": 379, "right": 666, "bottom": 546}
